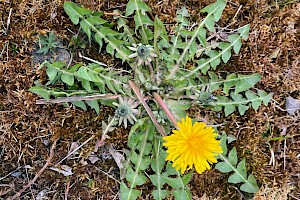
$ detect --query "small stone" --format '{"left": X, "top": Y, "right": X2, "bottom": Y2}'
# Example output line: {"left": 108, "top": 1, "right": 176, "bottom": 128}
{"left": 32, "top": 47, "right": 71, "bottom": 65}
{"left": 286, "top": 96, "right": 300, "bottom": 115}
{"left": 11, "top": 171, "right": 22, "bottom": 178}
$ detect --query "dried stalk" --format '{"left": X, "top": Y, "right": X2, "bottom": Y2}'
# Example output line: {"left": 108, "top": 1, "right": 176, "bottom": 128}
{"left": 36, "top": 94, "right": 120, "bottom": 104}
{"left": 152, "top": 92, "right": 178, "bottom": 129}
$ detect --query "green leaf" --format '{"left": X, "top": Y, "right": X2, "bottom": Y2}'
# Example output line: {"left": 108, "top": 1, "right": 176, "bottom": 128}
{"left": 235, "top": 73, "right": 261, "bottom": 94}
{"left": 215, "top": 161, "right": 233, "bottom": 173}
{"left": 71, "top": 100, "right": 87, "bottom": 111}
{"left": 204, "top": 15, "right": 215, "bottom": 32}
{"left": 231, "top": 93, "right": 247, "bottom": 115}
{"left": 151, "top": 138, "right": 166, "bottom": 174}
{"left": 125, "top": 0, "right": 151, "bottom": 16}
{"left": 240, "top": 174, "right": 259, "bottom": 193}
{"left": 64, "top": 2, "right": 130, "bottom": 62}
{"left": 197, "top": 28, "right": 206, "bottom": 47}
{"left": 208, "top": 71, "right": 220, "bottom": 92}
{"left": 238, "top": 104, "right": 249, "bottom": 115}
{"left": 182, "top": 171, "right": 193, "bottom": 185}
{"left": 165, "top": 162, "right": 177, "bottom": 175}
{"left": 162, "top": 176, "right": 182, "bottom": 189}
{"left": 128, "top": 118, "right": 148, "bottom": 146}
{"left": 104, "top": 78, "right": 117, "bottom": 94}
{"left": 116, "top": 16, "right": 136, "bottom": 44}
{"left": 149, "top": 175, "right": 164, "bottom": 188}
{"left": 76, "top": 67, "right": 101, "bottom": 82}
{"left": 227, "top": 134, "right": 237, "bottom": 143}
{"left": 245, "top": 91, "right": 261, "bottom": 111}
{"left": 168, "top": 1, "right": 228, "bottom": 79}
{"left": 173, "top": 189, "right": 192, "bottom": 200}
{"left": 125, "top": 122, "right": 154, "bottom": 199}
{"left": 120, "top": 182, "right": 141, "bottom": 200}
{"left": 228, "top": 147, "right": 238, "bottom": 165}
{"left": 125, "top": 0, "right": 153, "bottom": 44}
{"left": 183, "top": 23, "right": 250, "bottom": 79}
{"left": 238, "top": 24, "right": 250, "bottom": 40}
{"left": 165, "top": 99, "right": 191, "bottom": 121}
{"left": 208, "top": 50, "right": 220, "bottom": 70}
{"left": 219, "top": 133, "right": 228, "bottom": 156}
{"left": 126, "top": 172, "right": 147, "bottom": 187}
{"left": 64, "top": 2, "right": 92, "bottom": 25}
{"left": 219, "top": 42, "right": 232, "bottom": 63}
{"left": 81, "top": 16, "right": 107, "bottom": 43}
{"left": 46, "top": 66, "right": 59, "bottom": 81}
{"left": 200, "top": 0, "right": 226, "bottom": 22}
{"left": 29, "top": 86, "right": 50, "bottom": 101}
{"left": 154, "top": 16, "right": 168, "bottom": 52}
{"left": 152, "top": 190, "right": 169, "bottom": 200}
{"left": 217, "top": 153, "right": 259, "bottom": 194}
{"left": 81, "top": 79, "right": 92, "bottom": 93}
{"left": 228, "top": 34, "right": 242, "bottom": 54}
{"left": 223, "top": 73, "right": 237, "bottom": 94}
{"left": 61, "top": 73, "right": 74, "bottom": 86}
{"left": 85, "top": 99, "right": 100, "bottom": 114}
{"left": 216, "top": 96, "right": 235, "bottom": 116}
{"left": 37, "top": 46, "right": 50, "bottom": 54}
{"left": 258, "top": 90, "right": 273, "bottom": 105}
{"left": 197, "top": 58, "right": 210, "bottom": 74}
{"left": 228, "top": 159, "right": 247, "bottom": 183}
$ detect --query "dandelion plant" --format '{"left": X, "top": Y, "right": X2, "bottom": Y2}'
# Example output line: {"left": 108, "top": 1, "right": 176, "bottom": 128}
{"left": 29, "top": 0, "right": 272, "bottom": 198}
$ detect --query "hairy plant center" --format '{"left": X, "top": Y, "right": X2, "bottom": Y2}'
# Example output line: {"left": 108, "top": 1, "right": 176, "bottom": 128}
{"left": 116, "top": 105, "right": 131, "bottom": 117}
{"left": 137, "top": 45, "right": 150, "bottom": 59}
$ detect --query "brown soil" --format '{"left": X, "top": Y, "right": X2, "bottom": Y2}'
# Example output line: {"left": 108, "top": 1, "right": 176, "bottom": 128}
{"left": 0, "top": 0, "right": 299, "bottom": 199}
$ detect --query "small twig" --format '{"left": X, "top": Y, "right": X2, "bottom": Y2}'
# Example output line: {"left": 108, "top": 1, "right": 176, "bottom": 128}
{"left": 233, "top": 186, "right": 246, "bottom": 200}
{"left": 6, "top": 8, "right": 12, "bottom": 32}
{"left": 36, "top": 94, "right": 120, "bottom": 104}
{"left": 104, "top": 12, "right": 120, "bottom": 16}
{"left": 0, "top": 110, "right": 15, "bottom": 113}
{"left": 10, "top": 140, "right": 57, "bottom": 200}
{"left": 0, "top": 41, "right": 9, "bottom": 58}
{"left": 232, "top": 5, "right": 242, "bottom": 21}
{"left": 94, "top": 167, "right": 121, "bottom": 184}
{"left": 281, "top": 126, "right": 287, "bottom": 170}
{"left": 78, "top": 52, "right": 107, "bottom": 66}
{"left": 289, "top": 194, "right": 300, "bottom": 200}
{"left": 0, "top": 167, "right": 23, "bottom": 182}
{"left": 283, "top": 138, "right": 287, "bottom": 170}
{"left": 64, "top": 176, "right": 71, "bottom": 200}
{"left": 268, "top": 145, "right": 275, "bottom": 166}
{"left": 206, "top": 21, "right": 237, "bottom": 42}
{"left": 128, "top": 80, "right": 166, "bottom": 137}
{"left": 94, "top": 116, "right": 116, "bottom": 152}
{"left": 271, "top": 99, "right": 286, "bottom": 111}
{"left": 152, "top": 92, "right": 178, "bottom": 129}
{"left": 56, "top": 136, "right": 94, "bottom": 166}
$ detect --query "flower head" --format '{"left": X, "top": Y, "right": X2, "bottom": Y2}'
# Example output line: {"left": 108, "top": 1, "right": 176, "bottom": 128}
{"left": 163, "top": 116, "right": 223, "bottom": 174}
{"left": 113, "top": 96, "right": 140, "bottom": 129}
{"left": 128, "top": 43, "right": 157, "bottom": 66}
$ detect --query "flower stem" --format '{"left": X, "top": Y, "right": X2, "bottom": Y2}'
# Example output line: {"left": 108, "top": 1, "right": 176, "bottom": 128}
{"left": 94, "top": 116, "right": 116, "bottom": 152}
{"left": 152, "top": 92, "right": 179, "bottom": 129}
{"left": 128, "top": 80, "right": 166, "bottom": 137}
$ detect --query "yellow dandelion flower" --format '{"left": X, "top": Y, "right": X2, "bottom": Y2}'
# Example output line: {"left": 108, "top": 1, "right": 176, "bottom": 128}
{"left": 163, "top": 116, "right": 223, "bottom": 174}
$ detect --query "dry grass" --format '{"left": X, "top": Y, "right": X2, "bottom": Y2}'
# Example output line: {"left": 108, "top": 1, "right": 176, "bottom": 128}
{"left": 0, "top": 0, "right": 299, "bottom": 199}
